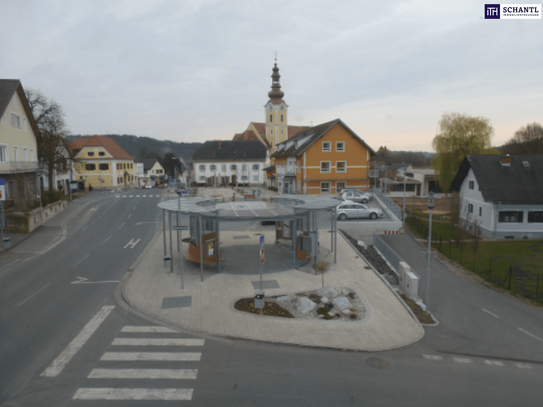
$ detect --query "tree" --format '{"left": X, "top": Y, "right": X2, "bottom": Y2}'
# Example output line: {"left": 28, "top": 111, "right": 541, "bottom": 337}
{"left": 502, "top": 122, "right": 543, "bottom": 155}
{"left": 25, "top": 88, "right": 71, "bottom": 192}
{"left": 314, "top": 261, "right": 330, "bottom": 287}
{"left": 432, "top": 113, "right": 495, "bottom": 193}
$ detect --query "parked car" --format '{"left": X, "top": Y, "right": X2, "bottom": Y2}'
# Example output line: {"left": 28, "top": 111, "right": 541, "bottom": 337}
{"left": 337, "top": 202, "right": 383, "bottom": 220}
{"left": 145, "top": 183, "right": 153, "bottom": 189}
{"left": 341, "top": 190, "right": 372, "bottom": 203}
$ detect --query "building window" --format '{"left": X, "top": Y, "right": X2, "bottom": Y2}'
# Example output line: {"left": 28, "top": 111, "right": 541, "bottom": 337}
{"left": 10, "top": 113, "right": 20, "bottom": 129}
{"left": 528, "top": 211, "right": 543, "bottom": 223}
{"left": 23, "top": 147, "right": 28, "bottom": 161}
{"left": 468, "top": 203, "right": 473, "bottom": 213}
{"left": 281, "top": 114, "right": 283, "bottom": 122}
{"left": 297, "top": 162, "right": 301, "bottom": 173}
{"left": 222, "top": 164, "right": 226, "bottom": 171}
{"left": 469, "top": 180, "right": 474, "bottom": 189}
{"left": 499, "top": 211, "right": 523, "bottom": 223}
{"left": 479, "top": 207, "right": 482, "bottom": 217}
{"left": 85, "top": 163, "right": 96, "bottom": 171}
{"left": 336, "top": 161, "right": 346, "bottom": 173}
{"left": 281, "top": 162, "right": 285, "bottom": 168}
{"left": 337, "top": 182, "right": 346, "bottom": 193}
{"left": 23, "top": 118, "right": 27, "bottom": 131}
{"left": 322, "top": 142, "right": 331, "bottom": 152}
{"left": 99, "top": 151, "right": 105, "bottom": 156}
{"left": 13, "top": 146, "right": 18, "bottom": 162}
{"left": 320, "top": 161, "right": 331, "bottom": 173}
{"left": 242, "top": 175, "right": 248, "bottom": 181}
{"left": 321, "top": 182, "right": 330, "bottom": 193}
{"left": 253, "top": 175, "right": 258, "bottom": 181}
{"left": 99, "top": 163, "right": 109, "bottom": 170}
{"left": 0, "top": 145, "right": 8, "bottom": 163}
{"left": 242, "top": 164, "right": 247, "bottom": 171}
{"left": 210, "top": 164, "right": 216, "bottom": 171}
{"left": 88, "top": 151, "right": 94, "bottom": 157}
{"left": 199, "top": 176, "right": 205, "bottom": 181}
{"left": 231, "top": 164, "right": 236, "bottom": 171}
{"left": 30, "top": 148, "right": 35, "bottom": 161}
{"left": 252, "top": 164, "right": 259, "bottom": 170}
{"left": 1, "top": 112, "right": 6, "bottom": 125}
{"left": 199, "top": 164, "right": 205, "bottom": 171}
{"left": 336, "top": 142, "right": 345, "bottom": 152}
{"left": 270, "top": 114, "right": 273, "bottom": 122}
{"left": 156, "top": 169, "right": 163, "bottom": 174}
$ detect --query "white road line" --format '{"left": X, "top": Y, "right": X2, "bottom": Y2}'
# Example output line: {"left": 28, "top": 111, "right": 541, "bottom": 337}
{"left": 118, "top": 222, "right": 125, "bottom": 229}
{"left": 127, "top": 213, "right": 132, "bottom": 219}
{"left": 422, "top": 354, "right": 443, "bottom": 361}
{"left": 88, "top": 368, "right": 197, "bottom": 379}
{"left": 133, "top": 206, "right": 137, "bottom": 210}
{"left": 124, "top": 238, "right": 140, "bottom": 249}
{"left": 101, "top": 352, "right": 201, "bottom": 361}
{"left": 518, "top": 328, "right": 543, "bottom": 343}
{"left": 484, "top": 360, "right": 504, "bottom": 366}
{"left": 72, "top": 254, "right": 90, "bottom": 267}
{"left": 516, "top": 363, "right": 533, "bottom": 369}
{"left": 142, "top": 195, "right": 147, "bottom": 197}
{"left": 112, "top": 338, "right": 204, "bottom": 346}
{"left": 0, "top": 259, "right": 21, "bottom": 272}
{"left": 452, "top": 357, "right": 472, "bottom": 364}
{"left": 42, "top": 305, "right": 115, "bottom": 377}
{"left": 129, "top": 195, "right": 133, "bottom": 197}
{"left": 482, "top": 308, "right": 500, "bottom": 319}
{"left": 122, "top": 196, "right": 127, "bottom": 198}
{"left": 121, "top": 326, "right": 177, "bottom": 333}
{"left": 156, "top": 195, "right": 160, "bottom": 197}
{"left": 17, "top": 284, "right": 50, "bottom": 307}
{"left": 102, "top": 235, "right": 112, "bottom": 244}
{"left": 82, "top": 226, "right": 88, "bottom": 230}
{"left": 73, "top": 388, "right": 193, "bottom": 401}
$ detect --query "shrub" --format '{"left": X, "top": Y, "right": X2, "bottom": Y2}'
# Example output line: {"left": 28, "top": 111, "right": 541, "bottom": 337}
{"left": 89, "top": 183, "right": 93, "bottom": 191}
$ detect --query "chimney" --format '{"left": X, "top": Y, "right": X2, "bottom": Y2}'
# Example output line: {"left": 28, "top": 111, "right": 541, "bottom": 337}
{"left": 500, "top": 154, "right": 511, "bottom": 166}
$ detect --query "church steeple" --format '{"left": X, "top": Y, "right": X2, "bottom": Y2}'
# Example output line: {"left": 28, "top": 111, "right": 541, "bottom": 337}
{"left": 265, "top": 56, "right": 289, "bottom": 150}
{"left": 268, "top": 59, "right": 284, "bottom": 104}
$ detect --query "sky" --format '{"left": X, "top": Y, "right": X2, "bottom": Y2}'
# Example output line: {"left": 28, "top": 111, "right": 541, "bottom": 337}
{"left": 1, "top": 0, "right": 542, "bottom": 152}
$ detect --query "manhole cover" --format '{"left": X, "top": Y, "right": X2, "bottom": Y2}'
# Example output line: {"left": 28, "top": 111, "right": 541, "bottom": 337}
{"left": 365, "top": 357, "right": 390, "bottom": 369}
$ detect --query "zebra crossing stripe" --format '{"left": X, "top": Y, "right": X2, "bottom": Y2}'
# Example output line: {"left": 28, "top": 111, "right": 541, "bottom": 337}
{"left": 73, "top": 388, "right": 193, "bottom": 400}
{"left": 101, "top": 352, "right": 201, "bottom": 361}
{"left": 121, "top": 326, "right": 177, "bottom": 333}
{"left": 88, "top": 368, "right": 198, "bottom": 379}
{"left": 484, "top": 360, "right": 504, "bottom": 366}
{"left": 452, "top": 357, "right": 472, "bottom": 364}
{"left": 112, "top": 338, "right": 204, "bottom": 346}
{"left": 422, "top": 354, "right": 443, "bottom": 361}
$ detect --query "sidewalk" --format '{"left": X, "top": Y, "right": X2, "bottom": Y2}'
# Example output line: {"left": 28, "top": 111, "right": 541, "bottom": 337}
{"left": 124, "top": 228, "right": 425, "bottom": 352}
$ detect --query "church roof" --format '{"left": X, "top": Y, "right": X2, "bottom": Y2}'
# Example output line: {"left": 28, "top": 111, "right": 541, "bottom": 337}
{"left": 193, "top": 140, "right": 267, "bottom": 162}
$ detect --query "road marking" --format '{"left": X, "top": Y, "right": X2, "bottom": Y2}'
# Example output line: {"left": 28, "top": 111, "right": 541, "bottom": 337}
{"left": 71, "top": 277, "right": 120, "bottom": 284}
{"left": 518, "top": 328, "right": 543, "bottom": 343}
{"left": 482, "top": 308, "right": 500, "bottom": 318}
{"left": 115, "top": 195, "right": 120, "bottom": 198}
{"left": 142, "top": 195, "right": 147, "bottom": 197}
{"left": 516, "top": 363, "right": 533, "bottom": 369}
{"left": 17, "top": 284, "right": 50, "bottom": 307}
{"left": 101, "top": 352, "right": 201, "bottom": 361}
{"left": 88, "top": 368, "right": 198, "bottom": 379}
{"left": 102, "top": 235, "right": 112, "bottom": 244}
{"left": 122, "top": 196, "right": 127, "bottom": 198}
{"left": 124, "top": 238, "right": 140, "bottom": 249}
{"left": 73, "top": 388, "right": 193, "bottom": 401}
{"left": 452, "top": 357, "right": 472, "bottom": 364}
{"left": 156, "top": 195, "right": 160, "bottom": 197}
{"left": 0, "top": 259, "right": 21, "bottom": 272}
{"left": 90, "top": 207, "right": 97, "bottom": 212}
{"left": 72, "top": 254, "right": 90, "bottom": 267}
{"left": 422, "top": 354, "right": 443, "bottom": 361}
{"left": 112, "top": 338, "right": 205, "bottom": 346}
{"left": 135, "top": 222, "right": 161, "bottom": 225}
{"left": 129, "top": 195, "right": 133, "bottom": 197}
{"left": 118, "top": 222, "right": 125, "bottom": 229}
{"left": 41, "top": 305, "right": 115, "bottom": 377}
{"left": 121, "top": 326, "right": 177, "bottom": 333}
{"left": 484, "top": 360, "right": 505, "bottom": 366}
{"left": 135, "top": 195, "right": 140, "bottom": 198}
{"left": 82, "top": 226, "right": 88, "bottom": 230}
{"left": 133, "top": 206, "right": 137, "bottom": 210}
{"left": 127, "top": 213, "right": 132, "bottom": 219}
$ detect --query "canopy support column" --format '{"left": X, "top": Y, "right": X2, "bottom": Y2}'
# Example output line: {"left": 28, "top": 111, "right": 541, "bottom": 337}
{"left": 199, "top": 216, "right": 204, "bottom": 282}
{"left": 169, "top": 211, "right": 173, "bottom": 273}
{"left": 162, "top": 209, "right": 166, "bottom": 258}
{"left": 217, "top": 219, "right": 221, "bottom": 273}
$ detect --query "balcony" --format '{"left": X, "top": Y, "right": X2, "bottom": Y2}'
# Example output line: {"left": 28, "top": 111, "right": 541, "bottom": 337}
{"left": 0, "top": 161, "right": 41, "bottom": 173}
{"left": 277, "top": 166, "right": 296, "bottom": 177}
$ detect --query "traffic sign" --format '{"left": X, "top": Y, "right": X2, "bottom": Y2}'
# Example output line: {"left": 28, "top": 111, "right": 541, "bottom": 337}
{"left": 260, "top": 248, "right": 265, "bottom": 265}
{"left": 0, "top": 178, "right": 5, "bottom": 201}
{"left": 260, "top": 235, "right": 265, "bottom": 249}
{"left": 173, "top": 225, "right": 188, "bottom": 231}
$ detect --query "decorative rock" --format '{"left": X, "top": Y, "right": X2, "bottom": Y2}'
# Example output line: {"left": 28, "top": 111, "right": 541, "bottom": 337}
{"left": 295, "top": 297, "right": 317, "bottom": 314}
{"left": 318, "top": 314, "right": 324, "bottom": 319}
{"left": 332, "top": 296, "right": 352, "bottom": 310}
{"left": 276, "top": 294, "right": 296, "bottom": 303}
{"left": 320, "top": 297, "right": 330, "bottom": 304}
{"left": 342, "top": 309, "right": 351, "bottom": 315}
{"left": 316, "top": 287, "right": 340, "bottom": 299}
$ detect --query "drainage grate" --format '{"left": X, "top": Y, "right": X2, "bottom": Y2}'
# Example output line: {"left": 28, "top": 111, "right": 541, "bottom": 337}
{"left": 161, "top": 296, "right": 192, "bottom": 309}
{"left": 251, "top": 280, "right": 280, "bottom": 289}
{"left": 233, "top": 235, "right": 250, "bottom": 239}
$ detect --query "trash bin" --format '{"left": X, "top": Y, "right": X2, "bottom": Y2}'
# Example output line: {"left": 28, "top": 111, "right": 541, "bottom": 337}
{"left": 164, "top": 255, "right": 171, "bottom": 268}
{"left": 254, "top": 291, "right": 265, "bottom": 309}
{"left": 3, "top": 238, "right": 10, "bottom": 250}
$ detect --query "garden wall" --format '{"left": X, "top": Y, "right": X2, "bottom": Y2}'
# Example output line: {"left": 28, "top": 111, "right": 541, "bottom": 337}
{"left": 6, "top": 200, "right": 69, "bottom": 233}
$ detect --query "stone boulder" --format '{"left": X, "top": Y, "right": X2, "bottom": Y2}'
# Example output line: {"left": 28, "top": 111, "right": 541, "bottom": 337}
{"left": 295, "top": 297, "right": 317, "bottom": 314}
{"left": 332, "top": 296, "right": 352, "bottom": 310}
{"left": 276, "top": 294, "right": 296, "bottom": 303}
{"left": 316, "top": 287, "right": 340, "bottom": 299}
{"left": 320, "top": 297, "right": 330, "bottom": 304}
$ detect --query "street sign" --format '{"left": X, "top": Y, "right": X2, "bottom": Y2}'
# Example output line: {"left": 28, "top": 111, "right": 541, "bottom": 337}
{"left": 260, "top": 248, "right": 265, "bottom": 265}
{"left": 173, "top": 225, "right": 188, "bottom": 231}
{"left": 260, "top": 235, "right": 265, "bottom": 249}
{"left": 0, "top": 178, "right": 5, "bottom": 201}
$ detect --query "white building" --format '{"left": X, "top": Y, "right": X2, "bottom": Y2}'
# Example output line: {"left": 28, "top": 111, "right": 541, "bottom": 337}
{"left": 192, "top": 140, "right": 267, "bottom": 186}
{"left": 450, "top": 154, "right": 543, "bottom": 239}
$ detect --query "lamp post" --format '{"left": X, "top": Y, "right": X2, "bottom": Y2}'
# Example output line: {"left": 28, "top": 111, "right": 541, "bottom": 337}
{"left": 425, "top": 191, "right": 435, "bottom": 315}
{"left": 401, "top": 166, "right": 414, "bottom": 228}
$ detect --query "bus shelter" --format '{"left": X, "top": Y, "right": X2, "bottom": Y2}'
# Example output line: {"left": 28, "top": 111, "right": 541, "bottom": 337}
{"left": 157, "top": 195, "right": 341, "bottom": 287}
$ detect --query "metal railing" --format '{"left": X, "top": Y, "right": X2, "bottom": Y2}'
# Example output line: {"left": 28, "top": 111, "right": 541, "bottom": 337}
{"left": 0, "top": 161, "right": 41, "bottom": 173}
{"left": 371, "top": 186, "right": 402, "bottom": 220}
{"left": 373, "top": 233, "right": 402, "bottom": 274}
{"left": 276, "top": 167, "right": 296, "bottom": 176}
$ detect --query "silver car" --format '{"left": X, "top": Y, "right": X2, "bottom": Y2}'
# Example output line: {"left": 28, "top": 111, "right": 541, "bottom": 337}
{"left": 341, "top": 191, "right": 372, "bottom": 203}
{"left": 337, "top": 202, "right": 383, "bottom": 220}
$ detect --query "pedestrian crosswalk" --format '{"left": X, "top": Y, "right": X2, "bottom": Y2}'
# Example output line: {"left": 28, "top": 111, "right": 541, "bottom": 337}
{"left": 115, "top": 194, "right": 161, "bottom": 198}
{"left": 72, "top": 325, "right": 204, "bottom": 402}
{"left": 422, "top": 354, "right": 536, "bottom": 369}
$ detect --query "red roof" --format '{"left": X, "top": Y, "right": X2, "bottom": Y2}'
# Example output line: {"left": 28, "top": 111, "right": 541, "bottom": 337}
{"left": 70, "top": 135, "right": 134, "bottom": 160}
{"left": 288, "top": 125, "right": 308, "bottom": 139}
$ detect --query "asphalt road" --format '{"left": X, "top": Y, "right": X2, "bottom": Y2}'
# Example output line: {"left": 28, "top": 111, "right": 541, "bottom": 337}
{"left": 0, "top": 190, "right": 542, "bottom": 406}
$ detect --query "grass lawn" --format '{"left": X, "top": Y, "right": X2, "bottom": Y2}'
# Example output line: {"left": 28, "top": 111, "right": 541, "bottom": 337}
{"left": 407, "top": 216, "right": 472, "bottom": 241}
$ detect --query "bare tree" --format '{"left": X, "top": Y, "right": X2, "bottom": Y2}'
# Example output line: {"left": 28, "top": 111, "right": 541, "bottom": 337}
{"left": 502, "top": 122, "right": 543, "bottom": 155}
{"left": 24, "top": 88, "right": 72, "bottom": 192}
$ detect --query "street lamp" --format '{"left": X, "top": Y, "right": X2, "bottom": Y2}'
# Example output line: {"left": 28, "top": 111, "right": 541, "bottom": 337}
{"left": 425, "top": 191, "right": 436, "bottom": 315}
{"left": 400, "top": 165, "right": 414, "bottom": 228}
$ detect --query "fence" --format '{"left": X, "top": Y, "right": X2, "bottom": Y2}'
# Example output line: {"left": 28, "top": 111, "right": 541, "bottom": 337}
{"left": 373, "top": 233, "right": 402, "bottom": 276}
{"left": 371, "top": 187, "right": 402, "bottom": 220}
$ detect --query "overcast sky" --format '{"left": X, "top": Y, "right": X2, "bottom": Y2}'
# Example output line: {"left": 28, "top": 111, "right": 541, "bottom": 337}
{"left": 1, "top": 0, "right": 542, "bottom": 151}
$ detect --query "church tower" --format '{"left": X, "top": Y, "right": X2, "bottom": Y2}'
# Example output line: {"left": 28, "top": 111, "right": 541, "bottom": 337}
{"left": 265, "top": 58, "right": 288, "bottom": 151}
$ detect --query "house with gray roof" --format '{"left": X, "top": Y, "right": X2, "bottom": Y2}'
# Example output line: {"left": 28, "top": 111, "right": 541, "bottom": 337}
{"left": 450, "top": 154, "right": 543, "bottom": 239}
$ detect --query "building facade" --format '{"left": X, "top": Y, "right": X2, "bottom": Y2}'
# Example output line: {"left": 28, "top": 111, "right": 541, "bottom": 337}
{"left": 70, "top": 135, "right": 136, "bottom": 189}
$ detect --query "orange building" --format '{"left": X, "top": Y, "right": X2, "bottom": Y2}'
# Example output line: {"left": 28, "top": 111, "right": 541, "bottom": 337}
{"left": 271, "top": 119, "right": 377, "bottom": 195}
